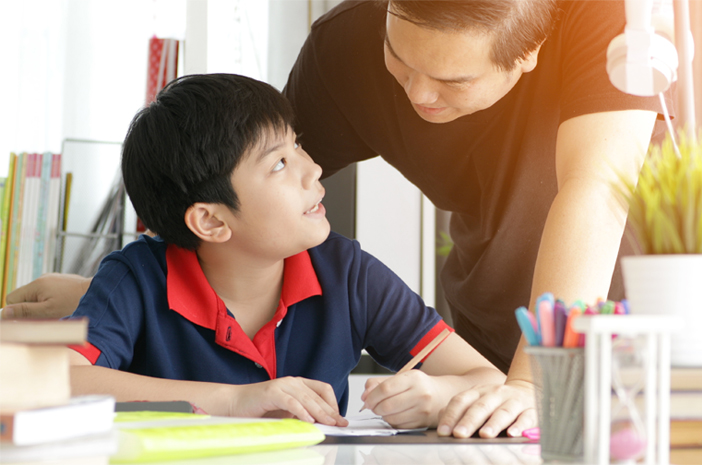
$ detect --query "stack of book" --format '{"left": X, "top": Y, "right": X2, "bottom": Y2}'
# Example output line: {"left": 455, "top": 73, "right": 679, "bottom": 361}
{"left": 670, "top": 367, "right": 702, "bottom": 465}
{"left": 0, "top": 153, "right": 62, "bottom": 305}
{"left": 0, "top": 319, "right": 116, "bottom": 464}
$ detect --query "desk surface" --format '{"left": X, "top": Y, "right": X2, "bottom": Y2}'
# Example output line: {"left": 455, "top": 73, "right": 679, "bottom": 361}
{"left": 116, "top": 442, "right": 543, "bottom": 465}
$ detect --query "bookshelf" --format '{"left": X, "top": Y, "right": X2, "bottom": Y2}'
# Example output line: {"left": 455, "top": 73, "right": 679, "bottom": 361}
{"left": 0, "top": 140, "right": 138, "bottom": 303}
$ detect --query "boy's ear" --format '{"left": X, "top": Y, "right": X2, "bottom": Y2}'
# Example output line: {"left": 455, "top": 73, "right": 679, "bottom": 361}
{"left": 184, "top": 203, "right": 232, "bottom": 243}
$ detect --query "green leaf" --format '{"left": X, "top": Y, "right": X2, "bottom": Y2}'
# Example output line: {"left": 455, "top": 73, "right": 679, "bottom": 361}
{"left": 619, "top": 129, "right": 702, "bottom": 254}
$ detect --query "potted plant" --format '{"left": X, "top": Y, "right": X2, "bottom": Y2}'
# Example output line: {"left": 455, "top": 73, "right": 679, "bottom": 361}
{"left": 617, "top": 130, "right": 702, "bottom": 366}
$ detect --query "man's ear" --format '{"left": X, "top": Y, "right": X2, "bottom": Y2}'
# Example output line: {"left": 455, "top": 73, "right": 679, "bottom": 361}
{"left": 519, "top": 43, "right": 541, "bottom": 73}
{"left": 184, "top": 203, "right": 232, "bottom": 243}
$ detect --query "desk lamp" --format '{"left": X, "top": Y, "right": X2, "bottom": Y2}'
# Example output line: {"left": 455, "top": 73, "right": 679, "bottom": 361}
{"left": 606, "top": 0, "right": 696, "bottom": 139}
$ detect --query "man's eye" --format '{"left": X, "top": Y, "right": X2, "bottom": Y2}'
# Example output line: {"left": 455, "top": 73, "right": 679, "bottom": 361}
{"left": 273, "top": 158, "right": 286, "bottom": 172}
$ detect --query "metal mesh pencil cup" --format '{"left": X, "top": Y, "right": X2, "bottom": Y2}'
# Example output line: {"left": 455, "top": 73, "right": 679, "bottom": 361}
{"left": 524, "top": 346, "right": 585, "bottom": 462}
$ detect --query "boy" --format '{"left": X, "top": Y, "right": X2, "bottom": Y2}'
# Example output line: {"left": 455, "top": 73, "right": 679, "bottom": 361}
{"left": 68, "top": 74, "right": 516, "bottom": 433}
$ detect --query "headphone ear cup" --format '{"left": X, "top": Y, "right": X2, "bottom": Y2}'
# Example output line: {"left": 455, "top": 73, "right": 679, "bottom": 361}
{"left": 607, "top": 32, "right": 678, "bottom": 96}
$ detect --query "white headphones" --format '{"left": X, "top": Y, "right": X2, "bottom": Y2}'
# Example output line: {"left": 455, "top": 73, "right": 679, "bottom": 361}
{"left": 606, "top": 0, "right": 679, "bottom": 96}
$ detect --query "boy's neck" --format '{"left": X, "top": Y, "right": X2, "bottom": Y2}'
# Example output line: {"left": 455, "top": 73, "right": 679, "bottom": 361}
{"left": 195, "top": 242, "right": 284, "bottom": 339}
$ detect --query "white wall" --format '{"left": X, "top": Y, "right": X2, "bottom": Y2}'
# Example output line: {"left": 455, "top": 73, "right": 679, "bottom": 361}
{"left": 0, "top": 0, "right": 187, "bottom": 176}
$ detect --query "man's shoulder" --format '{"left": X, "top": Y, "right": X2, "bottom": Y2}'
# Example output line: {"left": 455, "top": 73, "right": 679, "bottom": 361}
{"left": 311, "top": 0, "right": 383, "bottom": 30}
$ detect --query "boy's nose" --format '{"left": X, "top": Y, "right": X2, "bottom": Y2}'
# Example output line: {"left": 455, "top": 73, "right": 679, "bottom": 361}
{"left": 301, "top": 152, "right": 323, "bottom": 188}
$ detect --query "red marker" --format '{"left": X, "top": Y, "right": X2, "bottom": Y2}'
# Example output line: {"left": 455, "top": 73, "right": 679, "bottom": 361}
{"left": 563, "top": 306, "right": 582, "bottom": 348}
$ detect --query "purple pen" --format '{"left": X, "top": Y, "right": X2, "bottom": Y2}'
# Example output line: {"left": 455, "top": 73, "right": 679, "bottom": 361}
{"left": 554, "top": 299, "right": 567, "bottom": 347}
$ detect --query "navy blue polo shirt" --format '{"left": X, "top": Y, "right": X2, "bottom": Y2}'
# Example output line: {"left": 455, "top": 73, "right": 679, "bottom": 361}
{"left": 69, "top": 232, "right": 451, "bottom": 414}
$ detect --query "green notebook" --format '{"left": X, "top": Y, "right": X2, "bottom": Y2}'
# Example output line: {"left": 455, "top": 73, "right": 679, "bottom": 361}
{"left": 111, "top": 412, "right": 325, "bottom": 463}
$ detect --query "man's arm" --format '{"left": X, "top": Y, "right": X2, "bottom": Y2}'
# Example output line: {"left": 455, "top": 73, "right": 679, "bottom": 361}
{"left": 432, "top": 109, "right": 657, "bottom": 438}
{"left": 2, "top": 274, "right": 92, "bottom": 319}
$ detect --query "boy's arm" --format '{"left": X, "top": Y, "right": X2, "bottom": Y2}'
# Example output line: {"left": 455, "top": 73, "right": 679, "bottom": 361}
{"left": 69, "top": 350, "right": 346, "bottom": 425}
{"left": 361, "top": 331, "right": 514, "bottom": 433}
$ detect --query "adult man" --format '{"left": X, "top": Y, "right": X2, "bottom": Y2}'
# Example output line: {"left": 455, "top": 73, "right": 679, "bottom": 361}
{"left": 4, "top": 0, "right": 669, "bottom": 439}
{"left": 282, "top": 0, "right": 667, "bottom": 437}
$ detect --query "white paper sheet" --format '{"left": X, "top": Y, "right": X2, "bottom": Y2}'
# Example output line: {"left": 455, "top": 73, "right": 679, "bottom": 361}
{"left": 316, "top": 411, "right": 428, "bottom": 437}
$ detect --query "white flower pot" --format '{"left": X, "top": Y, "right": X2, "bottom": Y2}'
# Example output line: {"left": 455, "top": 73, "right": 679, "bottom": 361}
{"left": 621, "top": 255, "right": 702, "bottom": 367}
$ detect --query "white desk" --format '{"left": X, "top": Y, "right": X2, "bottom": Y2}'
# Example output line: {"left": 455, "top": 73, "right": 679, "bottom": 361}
{"left": 115, "top": 442, "right": 542, "bottom": 465}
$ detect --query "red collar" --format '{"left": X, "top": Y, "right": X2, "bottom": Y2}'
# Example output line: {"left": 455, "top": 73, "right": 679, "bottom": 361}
{"left": 166, "top": 245, "right": 322, "bottom": 379}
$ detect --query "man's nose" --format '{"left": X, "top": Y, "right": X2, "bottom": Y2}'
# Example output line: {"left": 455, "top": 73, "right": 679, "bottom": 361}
{"left": 404, "top": 73, "right": 439, "bottom": 105}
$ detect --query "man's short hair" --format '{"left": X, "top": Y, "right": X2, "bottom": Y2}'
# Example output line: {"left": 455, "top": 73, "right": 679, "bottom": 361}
{"left": 386, "top": 0, "right": 558, "bottom": 71}
{"left": 121, "top": 73, "right": 294, "bottom": 250}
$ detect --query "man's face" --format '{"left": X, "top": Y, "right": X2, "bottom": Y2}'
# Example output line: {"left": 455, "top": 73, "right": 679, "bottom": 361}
{"left": 226, "top": 127, "right": 330, "bottom": 260}
{"left": 384, "top": 5, "right": 538, "bottom": 123}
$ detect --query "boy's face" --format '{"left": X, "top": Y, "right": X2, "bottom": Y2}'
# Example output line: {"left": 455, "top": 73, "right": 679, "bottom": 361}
{"left": 227, "top": 127, "right": 330, "bottom": 259}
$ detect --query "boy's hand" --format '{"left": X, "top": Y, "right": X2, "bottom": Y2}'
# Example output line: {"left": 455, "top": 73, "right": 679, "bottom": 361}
{"left": 436, "top": 379, "right": 537, "bottom": 439}
{"left": 230, "top": 377, "right": 348, "bottom": 427}
{"left": 360, "top": 371, "right": 443, "bottom": 429}
{"left": 2, "top": 273, "right": 92, "bottom": 319}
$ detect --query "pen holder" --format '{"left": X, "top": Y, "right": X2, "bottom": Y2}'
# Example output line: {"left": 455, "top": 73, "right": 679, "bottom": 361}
{"left": 524, "top": 346, "right": 585, "bottom": 463}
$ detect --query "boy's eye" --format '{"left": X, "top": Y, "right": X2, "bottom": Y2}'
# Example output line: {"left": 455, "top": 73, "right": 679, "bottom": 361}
{"left": 294, "top": 141, "right": 300, "bottom": 149}
{"left": 272, "top": 158, "right": 286, "bottom": 172}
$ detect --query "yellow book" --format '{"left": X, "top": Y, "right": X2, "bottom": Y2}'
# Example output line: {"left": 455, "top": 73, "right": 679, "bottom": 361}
{"left": 3, "top": 153, "right": 26, "bottom": 299}
{"left": 1, "top": 154, "right": 17, "bottom": 305}
{"left": 111, "top": 412, "right": 324, "bottom": 463}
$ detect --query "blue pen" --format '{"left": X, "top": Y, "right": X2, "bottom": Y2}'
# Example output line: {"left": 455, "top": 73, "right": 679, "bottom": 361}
{"left": 621, "top": 299, "right": 630, "bottom": 314}
{"left": 515, "top": 306, "right": 540, "bottom": 346}
{"left": 554, "top": 299, "right": 568, "bottom": 347}
{"left": 534, "top": 292, "right": 554, "bottom": 343}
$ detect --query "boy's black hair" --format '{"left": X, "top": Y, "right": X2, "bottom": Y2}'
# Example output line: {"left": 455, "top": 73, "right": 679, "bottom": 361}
{"left": 122, "top": 73, "right": 295, "bottom": 250}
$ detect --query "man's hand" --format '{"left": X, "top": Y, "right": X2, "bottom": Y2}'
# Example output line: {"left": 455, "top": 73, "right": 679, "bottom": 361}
{"left": 230, "top": 377, "right": 349, "bottom": 427}
{"left": 436, "top": 379, "right": 537, "bottom": 439}
{"left": 2, "top": 273, "right": 92, "bottom": 319}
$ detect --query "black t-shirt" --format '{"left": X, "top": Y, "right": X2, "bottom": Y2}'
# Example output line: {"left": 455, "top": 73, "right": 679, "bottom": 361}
{"left": 284, "top": 0, "right": 669, "bottom": 372}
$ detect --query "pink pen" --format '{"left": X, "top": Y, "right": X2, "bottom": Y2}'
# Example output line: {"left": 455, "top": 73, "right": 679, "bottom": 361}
{"left": 522, "top": 427, "right": 540, "bottom": 441}
{"left": 614, "top": 301, "right": 626, "bottom": 315}
{"left": 538, "top": 299, "right": 555, "bottom": 347}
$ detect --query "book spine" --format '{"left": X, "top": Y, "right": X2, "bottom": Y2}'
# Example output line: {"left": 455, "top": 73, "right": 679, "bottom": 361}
{"left": 43, "top": 154, "right": 61, "bottom": 274}
{"left": 16, "top": 153, "right": 39, "bottom": 288}
{"left": 0, "top": 413, "right": 16, "bottom": 442}
{"left": 33, "top": 152, "right": 52, "bottom": 279}
{"left": 5, "top": 153, "right": 27, "bottom": 295}
{"left": 1, "top": 154, "right": 18, "bottom": 305}
{"left": 0, "top": 178, "right": 5, "bottom": 288}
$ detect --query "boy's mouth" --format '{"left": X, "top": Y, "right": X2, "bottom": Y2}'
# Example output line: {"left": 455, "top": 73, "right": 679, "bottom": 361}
{"left": 305, "top": 195, "right": 325, "bottom": 214}
{"left": 306, "top": 201, "right": 322, "bottom": 214}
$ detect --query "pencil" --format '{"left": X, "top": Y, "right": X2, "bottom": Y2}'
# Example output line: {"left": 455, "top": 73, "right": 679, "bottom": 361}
{"left": 397, "top": 328, "right": 452, "bottom": 375}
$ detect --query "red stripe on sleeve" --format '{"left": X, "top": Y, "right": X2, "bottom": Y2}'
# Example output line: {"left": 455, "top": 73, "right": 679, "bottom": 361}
{"left": 68, "top": 341, "right": 102, "bottom": 365}
{"left": 409, "top": 320, "right": 454, "bottom": 362}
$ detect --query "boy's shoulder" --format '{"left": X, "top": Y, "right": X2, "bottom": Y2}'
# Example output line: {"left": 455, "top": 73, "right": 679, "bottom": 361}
{"left": 309, "top": 231, "right": 358, "bottom": 256}
{"left": 307, "top": 231, "right": 371, "bottom": 278}
{"left": 103, "top": 234, "right": 168, "bottom": 269}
